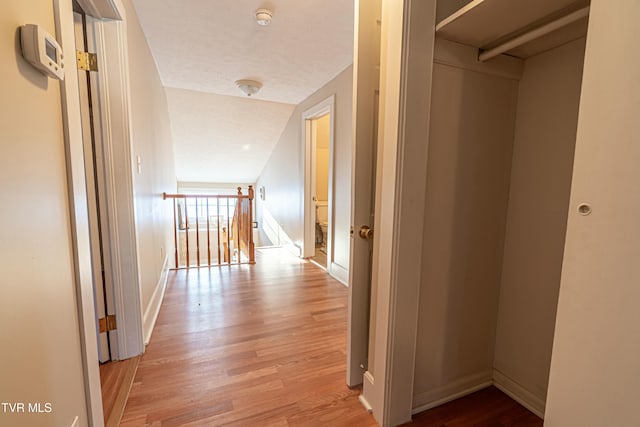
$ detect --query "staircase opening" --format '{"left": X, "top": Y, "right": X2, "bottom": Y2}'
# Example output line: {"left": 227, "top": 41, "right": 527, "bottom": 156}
{"left": 163, "top": 186, "right": 256, "bottom": 268}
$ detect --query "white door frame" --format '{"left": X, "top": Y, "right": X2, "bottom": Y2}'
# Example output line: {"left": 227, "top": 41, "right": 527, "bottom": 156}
{"left": 55, "top": 0, "right": 143, "bottom": 424}
{"left": 302, "top": 95, "right": 335, "bottom": 264}
{"left": 347, "top": 0, "right": 381, "bottom": 388}
{"left": 360, "top": 0, "right": 437, "bottom": 425}
{"left": 91, "top": 3, "right": 144, "bottom": 361}
{"left": 73, "top": 9, "right": 114, "bottom": 363}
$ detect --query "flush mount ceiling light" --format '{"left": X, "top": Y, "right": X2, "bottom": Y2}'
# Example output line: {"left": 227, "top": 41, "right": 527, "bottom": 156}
{"left": 235, "top": 79, "right": 262, "bottom": 96}
{"left": 255, "top": 8, "right": 273, "bottom": 26}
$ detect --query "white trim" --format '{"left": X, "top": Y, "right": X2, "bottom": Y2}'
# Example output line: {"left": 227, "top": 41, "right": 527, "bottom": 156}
{"left": 261, "top": 206, "right": 301, "bottom": 257}
{"left": 347, "top": 0, "right": 380, "bottom": 388}
{"left": 412, "top": 372, "right": 493, "bottom": 414}
{"left": 54, "top": 0, "right": 104, "bottom": 424}
{"left": 302, "top": 95, "right": 336, "bottom": 262}
{"left": 412, "top": 382, "right": 493, "bottom": 414}
{"left": 329, "top": 262, "right": 349, "bottom": 286}
{"left": 76, "top": 0, "right": 122, "bottom": 20}
{"left": 493, "top": 369, "right": 546, "bottom": 419}
{"left": 359, "top": 394, "right": 374, "bottom": 413}
{"left": 284, "top": 243, "right": 302, "bottom": 258}
{"left": 143, "top": 255, "right": 170, "bottom": 345}
{"left": 93, "top": 13, "right": 145, "bottom": 359}
{"left": 364, "top": 1, "right": 437, "bottom": 425}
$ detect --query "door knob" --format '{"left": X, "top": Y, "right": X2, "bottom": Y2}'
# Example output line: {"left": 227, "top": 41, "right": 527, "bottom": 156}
{"left": 358, "top": 225, "right": 373, "bottom": 240}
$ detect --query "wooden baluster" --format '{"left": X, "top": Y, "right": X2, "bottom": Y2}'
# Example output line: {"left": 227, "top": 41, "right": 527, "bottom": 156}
{"left": 206, "top": 197, "right": 211, "bottom": 266}
{"left": 226, "top": 197, "right": 231, "bottom": 264}
{"left": 184, "top": 199, "right": 190, "bottom": 267}
{"left": 222, "top": 227, "right": 228, "bottom": 263}
{"left": 237, "top": 187, "right": 242, "bottom": 263}
{"left": 172, "top": 197, "right": 178, "bottom": 268}
{"left": 195, "top": 198, "right": 200, "bottom": 267}
{"left": 161, "top": 192, "right": 256, "bottom": 269}
{"left": 248, "top": 185, "right": 255, "bottom": 264}
{"left": 217, "top": 198, "right": 221, "bottom": 265}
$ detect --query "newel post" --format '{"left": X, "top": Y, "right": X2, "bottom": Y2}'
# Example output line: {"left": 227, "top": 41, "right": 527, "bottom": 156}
{"left": 248, "top": 185, "right": 255, "bottom": 264}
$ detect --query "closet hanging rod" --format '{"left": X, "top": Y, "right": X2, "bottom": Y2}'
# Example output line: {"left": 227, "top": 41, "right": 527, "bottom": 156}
{"left": 478, "top": 6, "right": 590, "bottom": 62}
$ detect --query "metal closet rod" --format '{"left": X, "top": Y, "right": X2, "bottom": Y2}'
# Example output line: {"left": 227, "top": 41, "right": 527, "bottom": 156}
{"left": 478, "top": 6, "right": 590, "bottom": 62}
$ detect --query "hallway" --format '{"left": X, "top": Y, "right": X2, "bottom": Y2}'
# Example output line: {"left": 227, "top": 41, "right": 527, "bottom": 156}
{"left": 120, "top": 248, "right": 376, "bottom": 426}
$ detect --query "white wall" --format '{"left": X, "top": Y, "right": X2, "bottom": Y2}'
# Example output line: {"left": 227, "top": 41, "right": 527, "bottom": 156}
{"left": 546, "top": 0, "right": 640, "bottom": 425}
{"left": 164, "top": 87, "right": 295, "bottom": 184}
{"left": 413, "top": 58, "right": 519, "bottom": 406}
{"left": 493, "top": 38, "right": 585, "bottom": 409}
{"left": 123, "top": 0, "right": 177, "bottom": 313}
{"left": 256, "top": 65, "right": 353, "bottom": 270}
{"left": 177, "top": 182, "right": 254, "bottom": 194}
{"left": 315, "top": 114, "right": 330, "bottom": 202}
{"left": 0, "top": 1, "right": 88, "bottom": 426}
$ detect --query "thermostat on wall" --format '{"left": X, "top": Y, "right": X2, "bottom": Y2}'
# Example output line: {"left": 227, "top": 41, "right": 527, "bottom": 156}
{"left": 20, "top": 24, "right": 65, "bottom": 80}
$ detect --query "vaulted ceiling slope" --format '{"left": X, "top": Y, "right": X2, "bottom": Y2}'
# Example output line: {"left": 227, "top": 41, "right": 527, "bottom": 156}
{"left": 131, "top": 0, "right": 354, "bottom": 184}
{"left": 166, "top": 88, "right": 295, "bottom": 183}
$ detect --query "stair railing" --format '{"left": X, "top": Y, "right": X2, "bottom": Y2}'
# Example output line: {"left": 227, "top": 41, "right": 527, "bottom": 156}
{"left": 162, "top": 186, "right": 255, "bottom": 269}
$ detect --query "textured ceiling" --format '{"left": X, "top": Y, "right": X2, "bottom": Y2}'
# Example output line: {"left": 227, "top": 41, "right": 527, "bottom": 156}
{"left": 165, "top": 88, "right": 295, "bottom": 183}
{"left": 132, "top": 0, "right": 355, "bottom": 105}
{"left": 131, "top": 0, "right": 354, "bottom": 184}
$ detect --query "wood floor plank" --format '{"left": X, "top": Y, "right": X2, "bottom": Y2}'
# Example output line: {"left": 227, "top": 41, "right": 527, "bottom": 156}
{"left": 100, "top": 355, "right": 140, "bottom": 427}
{"left": 404, "top": 386, "right": 543, "bottom": 427}
{"left": 120, "top": 249, "right": 376, "bottom": 426}
{"left": 120, "top": 248, "right": 541, "bottom": 426}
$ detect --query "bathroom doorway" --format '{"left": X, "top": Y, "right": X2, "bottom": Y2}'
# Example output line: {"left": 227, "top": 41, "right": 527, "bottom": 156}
{"left": 302, "top": 95, "right": 335, "bottom": 271}
{"left": 311, "top": 113, "right": 331, "bottom": 268}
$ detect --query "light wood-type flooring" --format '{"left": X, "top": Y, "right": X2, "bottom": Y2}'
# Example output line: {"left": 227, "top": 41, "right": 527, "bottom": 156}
{"left": 100, "top": 356, "right": 140, "bottom": 426}
{"left": 120, "top": 248, "right": 376, "bottom": 426}
{"left": 120, "top": 248, "right": 541, "bottom": 426}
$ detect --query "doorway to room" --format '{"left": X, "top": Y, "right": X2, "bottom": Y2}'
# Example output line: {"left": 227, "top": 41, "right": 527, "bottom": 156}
{"left": 310, "top": 113, "right": 331, "bottom": 269}
{"left": 303, "top": 95, "right": 335, "bottom": 272}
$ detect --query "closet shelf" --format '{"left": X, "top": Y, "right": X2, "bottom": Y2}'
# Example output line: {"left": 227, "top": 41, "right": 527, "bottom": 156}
{"left": 436, "top": 0, "right": 590, "bottom": 59}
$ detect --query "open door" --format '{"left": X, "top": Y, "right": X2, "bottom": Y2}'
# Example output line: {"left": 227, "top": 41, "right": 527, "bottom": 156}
{"left": 347, "top": 0, "right": 382, "bottom": 387}
{"left": 73, "top": 3, "right": 115, "bottom": 363}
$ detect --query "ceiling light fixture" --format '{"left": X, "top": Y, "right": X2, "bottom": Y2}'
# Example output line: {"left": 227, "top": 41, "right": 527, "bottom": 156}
{"left": 255, "top": 8, "right": 273, "bottom": 26}
{"left": 235, "top": 79, "right": 262, "bottom": 96}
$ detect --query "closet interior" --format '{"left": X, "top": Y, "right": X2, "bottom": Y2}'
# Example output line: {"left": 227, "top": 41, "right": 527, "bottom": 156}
{"left": 414, "top": 0, "right": 590, "bottom": 418}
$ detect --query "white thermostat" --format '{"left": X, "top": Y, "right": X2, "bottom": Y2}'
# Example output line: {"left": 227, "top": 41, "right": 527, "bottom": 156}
{"left": 20, "top": 24, "right": 65, "bottom": 80}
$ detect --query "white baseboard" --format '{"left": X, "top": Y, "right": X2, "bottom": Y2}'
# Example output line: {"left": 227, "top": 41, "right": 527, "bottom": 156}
{"left": 359, "top": 394, "right": 373, "bottom": 413}
{"left": 261, "top": 206, "right": 300, "bottom": 258}
{"left": 143, "top": 255, "right": 169, "bottom": 346}
{"left": 412, "top": 371, "right": 493, "bottom": 414}
{"left": 284, "top": 242, "right": 302, "bottom": 258}
{"left": 361, "top": 371, "right": 376, "bottom": 414}
{"left": 493, "top": 369, "right": 545, "bottom": 418}
{"left": 329, "top": 262, "right": 349, "bottom": 287}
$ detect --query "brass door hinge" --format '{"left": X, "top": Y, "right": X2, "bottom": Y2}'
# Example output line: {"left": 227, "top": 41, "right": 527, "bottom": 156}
{"left": 98, "top": 315, "right": 117, "bottom": 333}
{"left": 76, "top": 50, "right": 98, "bottom": 71}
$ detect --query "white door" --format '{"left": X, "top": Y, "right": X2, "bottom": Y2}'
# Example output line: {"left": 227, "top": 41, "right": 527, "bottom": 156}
{"left": 346, "top": 0, "right": 382, "bottom": 387}
{"left": 546, "top": 1, "right": 640, "bottom": 424}
{"left": 73, "top": 7, "right": 114, "bottom": 363}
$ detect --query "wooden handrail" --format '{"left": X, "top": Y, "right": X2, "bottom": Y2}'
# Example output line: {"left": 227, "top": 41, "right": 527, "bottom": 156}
{"left": 163, "top": 188, "right": 255, "bottom": 268}
{"left": 163, "top": 193, "right": 251, "bottom": 200}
